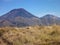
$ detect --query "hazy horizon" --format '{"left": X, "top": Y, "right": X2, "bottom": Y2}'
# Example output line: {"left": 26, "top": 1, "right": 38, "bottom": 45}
{"left": 0, "top": 0, "right": 60, "bottom": 17}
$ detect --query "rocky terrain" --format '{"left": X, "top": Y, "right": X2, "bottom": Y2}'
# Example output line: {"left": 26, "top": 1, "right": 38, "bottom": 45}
{"left": 0, "top": 8, "right": 60, "bottom": 27}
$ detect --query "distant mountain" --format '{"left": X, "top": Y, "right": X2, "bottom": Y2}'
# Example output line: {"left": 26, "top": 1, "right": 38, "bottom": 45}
{"left": 40, "top": 14, "right": 60, "bottom": 25}
{"left": 0, "top": 8, "right": 41, "bottom": 27}
{"left": 0, "top": 8, "right": 60, "bottom": 27}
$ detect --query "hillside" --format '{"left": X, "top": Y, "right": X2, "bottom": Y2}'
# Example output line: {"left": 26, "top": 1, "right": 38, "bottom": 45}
{"left": 40, "top": 14, "right": 60, "bottom": 25}
{"left": 0, "top": 8, "right": 41, "bottom": 27}
{"left": 0, "top": 8, "right": 60, "bottom": 27}
{"left": 0, "top": 25, "right": 60, "bottom": 45}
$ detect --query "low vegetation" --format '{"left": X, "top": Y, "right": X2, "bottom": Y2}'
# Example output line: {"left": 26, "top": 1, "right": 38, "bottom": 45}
{"left": 0, "top": 25, "right": 60, "bottom": 45}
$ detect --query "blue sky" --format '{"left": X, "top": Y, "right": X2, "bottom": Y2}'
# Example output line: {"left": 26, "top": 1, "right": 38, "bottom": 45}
{"left": 0, "top": 0, "right": 60, "bottom": 17}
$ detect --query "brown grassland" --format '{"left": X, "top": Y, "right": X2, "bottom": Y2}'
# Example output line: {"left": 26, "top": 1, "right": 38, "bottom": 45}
{"left": 0, "top": 25, "right": 60, "bottom": 45}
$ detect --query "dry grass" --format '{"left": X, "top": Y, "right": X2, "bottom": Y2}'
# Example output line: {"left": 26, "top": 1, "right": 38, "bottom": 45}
{"left": 0, "top": 25, "right": 60, "bottom": 45}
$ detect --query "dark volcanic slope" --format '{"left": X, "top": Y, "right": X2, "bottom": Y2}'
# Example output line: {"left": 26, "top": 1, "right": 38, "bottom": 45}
{"left": 0, "top": 8, "right": 60, "bottom": 27}
{"left": 0, "top": 8, "right": 41, "bottom": 27}
{"left": 40, "top": 14, "right": 60, "bottom": 25}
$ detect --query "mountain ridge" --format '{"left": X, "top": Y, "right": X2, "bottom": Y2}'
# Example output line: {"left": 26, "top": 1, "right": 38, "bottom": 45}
{"left": 0, "top": 8, "right": 60, "bottom": 27}
{"left": 0, "top": 8, "right": 41, "bottom": 27}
